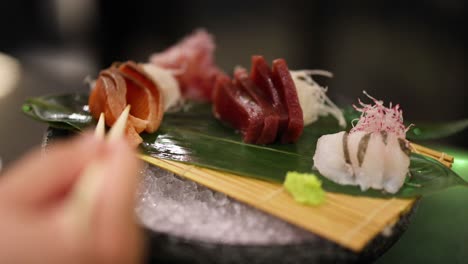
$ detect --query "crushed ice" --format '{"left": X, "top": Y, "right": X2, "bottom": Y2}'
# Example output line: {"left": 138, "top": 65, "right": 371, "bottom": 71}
{"left": 135, "top": 164, "right": 319, "bottom": 245}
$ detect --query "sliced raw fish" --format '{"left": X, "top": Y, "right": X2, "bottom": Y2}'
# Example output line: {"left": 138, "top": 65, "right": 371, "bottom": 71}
{"left": 383, "top": 134, "right": 411, "bottom": 193}
{"left": 118, "top": 61, "right": 164, "bottom": 132}
{"left": 234, "top": 67, "right": 279, "bottom": 144}
{"left": 347, "top": 132, "right": 385, "bottom": 191}
{"left": 250, "top": 56, "right": 288, "bottom": 135}
{"left": 271, "top": 59, "right": 304, "bottom": 143}
{"left": 150, "top": 29, "right": 225, "bottom": 101}
{"left": 89, "top": 69, "right": 126, "bottom": 125}
{"left": 212, "top": 75, "right": 263, "bottom": 143}
{"left": 313, "top": 131, "right": 355, "bottom": 185}
{"left": 89, "top": 62, "right": 166, "bottom": 146}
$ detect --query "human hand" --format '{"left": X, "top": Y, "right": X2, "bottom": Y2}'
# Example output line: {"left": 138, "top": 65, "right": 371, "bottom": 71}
{"left": 0, "top": 133, "right": 144, "bottom": 263}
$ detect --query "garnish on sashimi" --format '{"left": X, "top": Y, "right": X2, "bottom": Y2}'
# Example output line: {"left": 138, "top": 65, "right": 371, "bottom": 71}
{"left": 290, "top": 70, "right": 346, "bottom": 127}
{"left": 313, "top": 92, "right": 411, "bottom": 193}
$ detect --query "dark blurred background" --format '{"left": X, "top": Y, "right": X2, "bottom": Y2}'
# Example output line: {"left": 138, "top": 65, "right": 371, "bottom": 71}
{"left": 0, "top": 1, "right": 466, "bottom": 263}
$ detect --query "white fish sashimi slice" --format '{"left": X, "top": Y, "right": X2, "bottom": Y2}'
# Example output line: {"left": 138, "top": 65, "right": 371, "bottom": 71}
{"left": 355, "top": 133, "right": 386, "bottom": 191}
{"left": 346, "top": 131, "right": 363, "bottom": 187}
{"left": 383, "top": 134, "right": 410, "bottom": 193}
{"left": 313, "top": 131, "right": 354, "bottom": 185}
{"left": 141, "top": 63, "right": 181, "bottom": 111}
{"left": 314, "top": 130, "right": 410, "bottom": 193}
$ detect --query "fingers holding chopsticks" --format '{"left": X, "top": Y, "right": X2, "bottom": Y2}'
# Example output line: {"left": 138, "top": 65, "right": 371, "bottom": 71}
{"left": 59, "top": 107, "right": 144, "bottom": 263}
{"left": 0, "top": 106, "right": 144, "bottom": 263}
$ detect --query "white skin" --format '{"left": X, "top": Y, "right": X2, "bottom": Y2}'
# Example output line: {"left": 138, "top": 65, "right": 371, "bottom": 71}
{"left": 0, "top": 133, "right": 144, "bottom": 263}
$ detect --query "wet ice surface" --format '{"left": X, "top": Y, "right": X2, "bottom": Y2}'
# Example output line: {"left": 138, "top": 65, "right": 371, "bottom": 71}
{"left": 135, "top": 164, "right": 319, "bottom": 245}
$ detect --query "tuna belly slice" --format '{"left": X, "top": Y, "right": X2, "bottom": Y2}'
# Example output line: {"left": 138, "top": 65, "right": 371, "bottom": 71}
{"left": 234, "top": 67, "right": 279, "bottom": 144}
{"left": 213, "top": 76, "right": 263, "bottom": 143}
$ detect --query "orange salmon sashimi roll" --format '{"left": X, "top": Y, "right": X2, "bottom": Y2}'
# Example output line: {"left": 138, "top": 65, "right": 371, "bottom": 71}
{"left": 89, "top": 69, "right": 126, "bottom": 124}
{"left": 88, "top": 61, "right": 165, "bottom": 146}
{"left": 118, "top": 61, "right": 164, "bottom": 133}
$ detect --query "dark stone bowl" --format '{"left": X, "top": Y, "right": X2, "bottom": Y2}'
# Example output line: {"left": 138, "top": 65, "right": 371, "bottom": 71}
{"left": 44, "top": 128, "right": 418, "bottom": 264}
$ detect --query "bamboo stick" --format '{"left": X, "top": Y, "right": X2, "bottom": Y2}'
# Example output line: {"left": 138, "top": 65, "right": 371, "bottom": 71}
{"left": 65, "top": 108, "right": 129, "bottom": 233}
{"left": 410, "top": 143, "right": 453, "bottom": 168}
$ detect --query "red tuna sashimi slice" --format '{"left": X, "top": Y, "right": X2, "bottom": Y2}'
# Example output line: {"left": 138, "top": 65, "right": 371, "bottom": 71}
{"left": 250, "top": 55, "right": 288, "bottom": 136}
{"left": 234, "top": 67, "right": 279, "bottom": 144}
{"left": 150, "top": 29, "right": 225, "bottom": 102}
{"left": 271, "top": 59, "right": 304, "bottom": 143}
{"left": 118, "top": 61, "right": 164, "bottom": 133}
{"left": 212, "top": 75, "right": 263, "bottom": 143}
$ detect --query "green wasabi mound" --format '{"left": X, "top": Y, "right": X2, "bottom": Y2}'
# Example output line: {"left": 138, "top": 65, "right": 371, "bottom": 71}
{"left": 283, "top": 171, "right": 326, "bottom": 206}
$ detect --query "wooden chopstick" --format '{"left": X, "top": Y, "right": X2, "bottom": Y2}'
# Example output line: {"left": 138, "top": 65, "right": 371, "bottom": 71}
{"left": 94, "top": 113, "right": 105, "bottom": 139}
{"left": 410, "top": 143, "right": 453, "bottom": 168}
{"left": 107, "top": 105, "right": 130, "bottom": 142}
{"left": 64, "top": 106, "right": 130, "bottom": 232}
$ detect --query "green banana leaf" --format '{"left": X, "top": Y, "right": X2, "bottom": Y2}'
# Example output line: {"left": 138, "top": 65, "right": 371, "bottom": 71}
{"left": 406, "top": 119, "right": 468, "bottom": 141}
{"left": 22, "top": 94, "right": 468, "bottom": 198}
{"left": 22, "top": 94, "right": 95, "bottom": 130}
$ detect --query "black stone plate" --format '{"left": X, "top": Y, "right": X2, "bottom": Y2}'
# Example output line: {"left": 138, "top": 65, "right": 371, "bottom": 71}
{"left": 43, "top": 128, "right": 418, "bottom": 264}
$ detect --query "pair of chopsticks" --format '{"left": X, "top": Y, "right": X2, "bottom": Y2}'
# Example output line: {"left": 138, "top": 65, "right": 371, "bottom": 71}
{"left": 410, "top": 142, "right": 454, "bottom": 168}
{"left": 64, "top": 106, "right": 130, "bottom": 231}
{"left": 93, "top": 106, "right": 130, "bottom": 140}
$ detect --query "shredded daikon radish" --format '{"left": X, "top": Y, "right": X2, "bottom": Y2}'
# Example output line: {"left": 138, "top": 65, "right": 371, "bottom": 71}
{"left": 290, "top": 70, "right": 346, "bottom": 127}
{"left": 351, "top": 91, "right": 408, "bottom": 138}
{"left": 141, "top": 63, "right": 183, "bottom": 112}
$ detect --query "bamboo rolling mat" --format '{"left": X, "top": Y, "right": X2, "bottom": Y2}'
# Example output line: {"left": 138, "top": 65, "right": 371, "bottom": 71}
{"left": 140, "top": 155, "right": 418, "bottom": 252}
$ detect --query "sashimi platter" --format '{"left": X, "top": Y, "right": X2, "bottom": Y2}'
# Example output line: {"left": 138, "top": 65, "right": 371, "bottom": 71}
{"left": 24, "top": 29, "right": 468, "bottom": 263}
